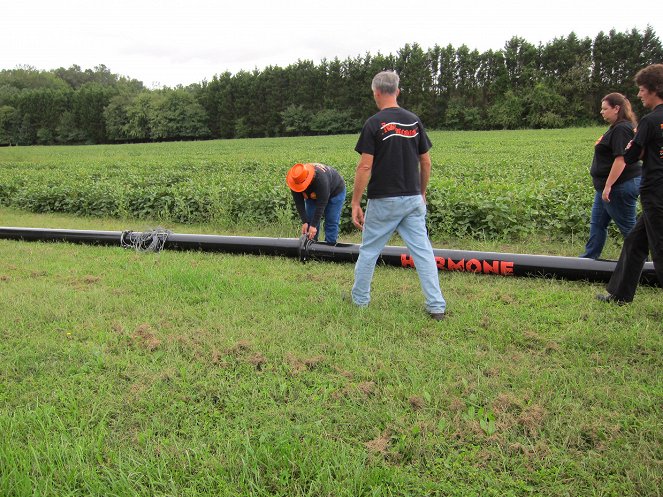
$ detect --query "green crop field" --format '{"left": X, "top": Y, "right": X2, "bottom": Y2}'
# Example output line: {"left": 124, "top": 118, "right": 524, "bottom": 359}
{"left": 1, "top": 127, "right": 602, "bottom": 240}
{"left": 1, "top": 130, "right": 661, "bottom": 496}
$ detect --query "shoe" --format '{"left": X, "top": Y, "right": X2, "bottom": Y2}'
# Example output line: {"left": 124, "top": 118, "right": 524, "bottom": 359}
{"left": 341, "top": 291, "right": 368, "bottom": 308}
{"left": 596, "top": 293, "right": 628, "bottom": 306}
{"left": 428, "top": 312, "right": 446, "bottom": 321}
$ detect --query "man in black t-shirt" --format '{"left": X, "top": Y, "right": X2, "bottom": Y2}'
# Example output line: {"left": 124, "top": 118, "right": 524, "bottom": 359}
{"left": 349, "top": 71, "right": 446, "bottom": 320}
{"left": 598, "top": 64, "right": 663, "bottom": 303}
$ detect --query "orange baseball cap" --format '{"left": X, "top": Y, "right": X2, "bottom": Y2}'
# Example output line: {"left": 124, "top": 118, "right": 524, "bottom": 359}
{"left": 286, "top": 163, "right": 315, "bottom": 192}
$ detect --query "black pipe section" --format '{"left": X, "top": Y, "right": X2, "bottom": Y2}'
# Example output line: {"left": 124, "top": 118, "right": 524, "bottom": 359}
{"left": 0, "top": 226, "right": 658, "bottom": 286}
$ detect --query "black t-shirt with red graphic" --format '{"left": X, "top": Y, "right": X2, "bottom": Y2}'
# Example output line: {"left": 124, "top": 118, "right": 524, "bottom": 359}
{"left": 355, "top": 106, "right": 432, "bottom": 199}
{"left": 590, "top": 120, "right": 642, "bottom": 191}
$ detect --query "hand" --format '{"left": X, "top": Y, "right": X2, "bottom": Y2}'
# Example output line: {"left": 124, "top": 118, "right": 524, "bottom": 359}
{"left": 352, "top": 204, "right": 364, "bottom": 230}
{"left": 301, "top": 223, "right": 309, "bottom": 235}
{"left": 602, "top": 186, "right": 611, "bottom": 202}
{"left": 307, "top": 226, "right": 317, "bottom": 240}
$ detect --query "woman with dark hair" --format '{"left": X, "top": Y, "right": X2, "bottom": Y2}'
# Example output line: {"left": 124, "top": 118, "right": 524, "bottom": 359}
{"left": 598, "top": 64, "right": 663, "bottom": 303}
{"left": 580, "top": 92, "right": 642, "bottom": 259}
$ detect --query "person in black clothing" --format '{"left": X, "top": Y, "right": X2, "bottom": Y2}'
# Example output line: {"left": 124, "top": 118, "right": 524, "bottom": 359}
{"left": 598, "top": 64, "right": 663, "bottom": 304}
{"left": 580, "top": 92, "right": 642, "bottom": 259}
{"left": 286, "top": 162, "right": 346, "bottom": 245}
{"left": 349, "top": 70, "right": 446, "bottom": 320}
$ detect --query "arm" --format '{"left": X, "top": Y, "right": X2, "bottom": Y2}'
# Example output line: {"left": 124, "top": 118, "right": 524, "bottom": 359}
{"left": 419, "top": 152, "right": 432, "bottom": 203}
{"left": 291, "top": 190, "right": 307, "bottom": 222}
{"left": 351, "top": 153, "right": 374, "bottom": 230}
{"left": 624, "top": 141, "right": 645, "bottom": 163}
{"left": 601, "top": 156, "right": 626, "bottom": 202}
{"left": 291, "top": 191, "right": 313, "bottom": 237}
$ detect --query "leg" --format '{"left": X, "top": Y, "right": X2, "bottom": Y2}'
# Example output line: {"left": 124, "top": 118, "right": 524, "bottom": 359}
{"left": 642, "top": 195, "right": 663, "bottom": 287}
{"left": 321, "top": 187, "right": 346, "bottom": 244}
{"left": 351, "top": 198, "right": 403, "bottom": 307}
{"left": 396, "top": 196, "right": 446, "bottom": 314}
{"left": 581, "top": 190, "right": 611, "bottom": 259}
{"left": 606, "top": 215, "right": 649, "bottom": 302}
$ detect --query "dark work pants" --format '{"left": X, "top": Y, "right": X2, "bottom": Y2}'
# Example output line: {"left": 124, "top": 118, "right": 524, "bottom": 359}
{"left": 607, "top": 193, "right": 663, "bottom": 301}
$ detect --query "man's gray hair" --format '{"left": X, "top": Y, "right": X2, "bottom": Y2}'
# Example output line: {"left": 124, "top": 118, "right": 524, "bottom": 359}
{"left": 371, "top": 71, "right": 399, "bottom": 94}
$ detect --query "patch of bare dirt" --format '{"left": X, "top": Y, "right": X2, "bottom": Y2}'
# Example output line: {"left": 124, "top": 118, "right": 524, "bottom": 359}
{"left": 449, "top": 397, "right": 465, "bottom": 413}
{"left": 129, "top": 382, "right": 147, "bottom": 398}
{"left": 248, "top": 353, "right": 267, "bottom": 370}
{"left": 211, "top": 349, "right": 228, "bottom": 367}
{"left": 508, "top": 440, "right": 551, "bottom": 462}
{"left": 357, "top": 381, "right": 376, "bottom": 396}
{"left": 409, "top": 395, "right": 425, "bottom": 411}
{"left": 132, "top": 323, "right": 161, "bottom": 351}
{"left": 303, "top": 355, "right": 324, "bottom": 369}
{"left": 331, "top": 380, "right": 377, "bottom": 400}
{"left": 286, "top": 353, "right": 325, "bottom": 375}
{"left": 227, "top": 340, "right": 252, "bottom": 355}
{"left": 333, "top": 366, "right": 354, "bottom": 379}
{"left": 492, "top": 392, "right": 523, "bottom": 414}
{"left": 499, "top": 293, "right": 516, "bottom": 304}
{"left": 518, "top": 404, "right": 546, "bottom": 436}
{"left": 111, "top": 322, "right": 124, "bottom": 334}
{"left": 364, "top": 431, "right": 391, "bottom": 455}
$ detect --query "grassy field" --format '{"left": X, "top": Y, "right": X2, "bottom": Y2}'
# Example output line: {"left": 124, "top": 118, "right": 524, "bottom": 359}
{"left": 1, "top": 129, "right": 661, "bottom": 496}
{"left": 1, "top": 207, "right": 661, "bottom": 496}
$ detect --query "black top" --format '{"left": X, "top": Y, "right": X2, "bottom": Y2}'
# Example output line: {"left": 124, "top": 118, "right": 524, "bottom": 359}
{"left": 624, "top": 103, "right": 663, "bottom": 194}
{"left": 291, "top": 164, "right": 345, "bottom": 226}
{"left": 355, "top": 107, "right": 432, "bottom": 199}
{"left": 590, "top": 120, "right": 642, "bottom": 191}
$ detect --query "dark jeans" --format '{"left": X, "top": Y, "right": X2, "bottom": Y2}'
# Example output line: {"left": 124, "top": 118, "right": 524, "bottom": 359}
{"left": 581, "top": 177, "right": 641, "bottom": 259}
{"left": 606, "top": 192, "right": 663, "bottom": 301}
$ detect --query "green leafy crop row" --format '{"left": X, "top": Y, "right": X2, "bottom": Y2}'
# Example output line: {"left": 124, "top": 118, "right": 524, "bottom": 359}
{"left": 0, "top": 128, "right": 604, "bottom": 240}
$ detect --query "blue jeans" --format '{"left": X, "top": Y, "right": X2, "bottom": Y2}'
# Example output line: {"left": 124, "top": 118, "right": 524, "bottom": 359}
{"left": 304, "top": 187, "right": 346, "bottom": 244}
{"left": 351, "top": 195, "right": 446, "bottom": 313}
{"left": 581, "top": 177, "right": 641, "bottom": 259}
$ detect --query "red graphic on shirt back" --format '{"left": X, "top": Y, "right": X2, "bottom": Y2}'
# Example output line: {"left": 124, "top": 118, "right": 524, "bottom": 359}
{"left": 381, "top": 122, "right": 419, "bottom": 139}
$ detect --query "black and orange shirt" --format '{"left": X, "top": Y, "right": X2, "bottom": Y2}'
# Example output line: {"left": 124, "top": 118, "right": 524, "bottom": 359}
{"left": 355, "top": 107, "right": 432, "bottom": 199}
{"left": 590, "top": 120, "right": 641, "bottom": 191}
{"left": 291, "top": 164, "right": 345, "bottom": 226}
{"left": 624, "top": 104, "right": 663, "bottom": 194}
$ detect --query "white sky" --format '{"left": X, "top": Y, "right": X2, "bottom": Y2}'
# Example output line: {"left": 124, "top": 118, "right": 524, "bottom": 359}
{"left": 4, "top": 0, "right": 661, "bottom": 88}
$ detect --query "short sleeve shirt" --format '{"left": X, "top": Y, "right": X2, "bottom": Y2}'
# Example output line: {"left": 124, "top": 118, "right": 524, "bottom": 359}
{"left": 626, "top": 104, "right": 663, "bottom": 193}
{"left": 355, "top": 107, "right": 432, "bottom": 198}
{"left": 590, "top": 120, "right": 641, "bottom": 191}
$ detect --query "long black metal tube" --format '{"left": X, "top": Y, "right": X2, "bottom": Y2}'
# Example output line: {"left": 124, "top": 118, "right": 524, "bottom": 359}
{"left": 0, "top": 226, "right": 658, "bottom": 286}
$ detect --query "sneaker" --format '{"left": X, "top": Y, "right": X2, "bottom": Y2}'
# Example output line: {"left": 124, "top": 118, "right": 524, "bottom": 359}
{"left": 341, "top": 291, "right": 367, "bottom": 308}
{"left": 428, "top": 312, "right": 446, "bottom": 321}
{"left": 596, "top": 293, "right": 628, "bottom": 306}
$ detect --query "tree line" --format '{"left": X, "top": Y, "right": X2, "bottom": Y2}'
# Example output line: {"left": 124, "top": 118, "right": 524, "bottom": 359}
{"left": 1, "top": 27, "right": 662, "bottom": 146}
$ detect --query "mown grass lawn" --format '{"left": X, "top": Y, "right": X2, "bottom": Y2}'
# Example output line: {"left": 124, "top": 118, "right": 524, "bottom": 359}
{"left": 1, "top": 209, "right": 661, "bottom": 496}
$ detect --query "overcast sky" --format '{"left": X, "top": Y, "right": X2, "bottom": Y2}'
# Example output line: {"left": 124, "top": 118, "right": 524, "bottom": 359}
{"left": 4, "top": 0, "right": 661, "bottom": 88}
